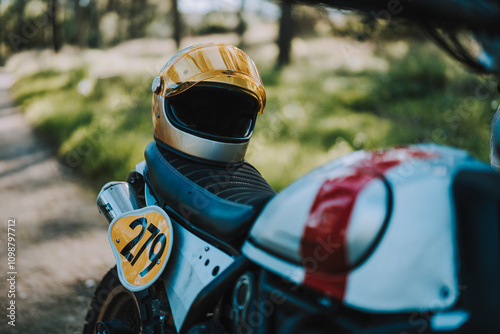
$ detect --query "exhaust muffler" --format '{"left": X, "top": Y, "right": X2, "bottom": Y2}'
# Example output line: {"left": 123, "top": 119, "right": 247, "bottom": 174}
{"left": 96, "top": 181, "right": 141, "bottom": 224}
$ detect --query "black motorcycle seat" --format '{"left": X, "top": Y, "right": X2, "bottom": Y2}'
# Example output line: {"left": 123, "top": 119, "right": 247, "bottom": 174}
{"left": 144, "top": 141, "right": 276, "bottom": 242}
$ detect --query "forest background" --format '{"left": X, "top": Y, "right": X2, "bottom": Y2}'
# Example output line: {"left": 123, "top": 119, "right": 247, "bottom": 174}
{"left": 1, "top": 1, "right": 499, "bottom": 332}
{"left": 2, "top": 0, "right": 498, "bottom": 190}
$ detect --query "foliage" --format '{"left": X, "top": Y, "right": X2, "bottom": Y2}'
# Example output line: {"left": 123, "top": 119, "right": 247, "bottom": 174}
{"left": 250, "top": 41, "right": 495, "bottom": 190}
{"left": 196, "top": 10, "right": 241, "bottom": 36}
{"left": 0, "top": 0, "right": 167, "bottom": 58}
{"left": 11, "top": 67, "right": 152, "bottom": 188}
{"left": 10, "top": 38, "right": 497, "bottom": 192}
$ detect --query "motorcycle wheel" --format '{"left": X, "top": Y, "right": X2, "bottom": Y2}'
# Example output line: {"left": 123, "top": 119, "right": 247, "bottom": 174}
{"left": 83, "top": 266, "right": 158, "bottom": 334}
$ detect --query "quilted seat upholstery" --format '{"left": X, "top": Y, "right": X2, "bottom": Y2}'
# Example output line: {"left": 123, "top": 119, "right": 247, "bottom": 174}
{"left": 145, "top": 142, "right": 276, "bottom": 242}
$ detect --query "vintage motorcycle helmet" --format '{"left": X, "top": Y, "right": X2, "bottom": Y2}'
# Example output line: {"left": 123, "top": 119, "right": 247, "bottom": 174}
{"left": 152, "top": 43, "right": 266, "bottom": 163}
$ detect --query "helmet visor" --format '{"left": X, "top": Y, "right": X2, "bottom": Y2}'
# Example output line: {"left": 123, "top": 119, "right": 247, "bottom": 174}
{"left": 166, "top": 83, "right": 259, "bottom": 141}
{"left": 157, "top": 43, "right": 266, "bottom": 114}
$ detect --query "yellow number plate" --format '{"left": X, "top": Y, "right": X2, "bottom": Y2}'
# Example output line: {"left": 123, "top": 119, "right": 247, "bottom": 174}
{"left": 108, "top": 206, "right": 173, "bottom": 291}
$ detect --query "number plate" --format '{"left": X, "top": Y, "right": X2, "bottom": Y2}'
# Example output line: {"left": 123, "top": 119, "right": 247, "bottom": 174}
{"left": 108, "top": 206, "right": 173, "bottom": 291}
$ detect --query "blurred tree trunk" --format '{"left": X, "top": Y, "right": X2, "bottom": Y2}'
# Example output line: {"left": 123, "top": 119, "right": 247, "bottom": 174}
{"left": 88, "top": 0, "right": 100, "bottom": 47}
{"left": 74, "top": 0, "right": 83, "bottom": 47}
{"left": 15, "top": 0, "right": 26, "bottom": 37}
{"left": 9, "top": 0, "right": 27, "bottom": 52}
{"left": 172, "top": 0, "right": 182, "bottom": 49}
{"left": 277, "top": 1, "right": 294, "bottom": 67}
{"left": 236, "top": 0, "right": 247, "bottom": 47}
{"left": 107, "top": 0, "right": 116, "bottom": 12}
{"left": 0, "top": 1, "right": 5, "bottom": 61}
{"left": 128, "top": 0, "right": 147, "bottom": 39}
{"left": 50, "top": 0, "right": 62, "bottom": 52}
{"left": 128, "top": 0, "right": 138, "bottom": 39}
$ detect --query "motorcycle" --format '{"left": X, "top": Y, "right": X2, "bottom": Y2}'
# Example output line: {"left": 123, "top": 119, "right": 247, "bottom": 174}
{"left": 83, "top": 1, "right": 500, "bottom": 333}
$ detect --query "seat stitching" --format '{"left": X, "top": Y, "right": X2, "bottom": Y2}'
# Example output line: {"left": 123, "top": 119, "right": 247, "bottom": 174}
{"left": 151, "top": 146, "right": 252, "bottom": 209}
{"left": 195, "top": 173, "right": 274, "bottom": 187}
{"left": 185, "top": 169, "right": 233, "bottom": 178}
{"left": 216, "top": 187, "right": 261, "bottom": 195}
{"left": 204, "top": 182, "right": 276, "bottom": 193}
{"left": 225, "top": 192, "right": 260, "bottom": 202}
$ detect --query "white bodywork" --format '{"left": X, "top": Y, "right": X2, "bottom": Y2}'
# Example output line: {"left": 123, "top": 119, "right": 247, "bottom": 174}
{"left": 162, "top": 222, "right": 234, "bottom": 332}
{"left": 136, "top": 160, "right": 235, "bottom": 331}
{"left": 344, "top": 161, "right": 457, "bottom": 311}
{"left": 247, "top": 151, "right": 371, "bottom": 265}
{"left": 243, "top": 144, "right": 491, "bottom": 313}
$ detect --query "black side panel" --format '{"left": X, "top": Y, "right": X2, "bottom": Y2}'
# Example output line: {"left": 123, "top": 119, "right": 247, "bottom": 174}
{"left": 180, "top": 257, "right": 255, "bottom": 334}
{"left": 453, "top": 169, "right": 500, "bottom": 332}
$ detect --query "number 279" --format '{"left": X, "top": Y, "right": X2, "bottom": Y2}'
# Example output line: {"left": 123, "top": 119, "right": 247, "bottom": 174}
{"left": 120, "top": 217, "right": 167, "bottom": 277}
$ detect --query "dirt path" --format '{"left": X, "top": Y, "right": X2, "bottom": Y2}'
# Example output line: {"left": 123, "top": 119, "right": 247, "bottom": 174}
{"left": 0, "top": 69, "right": 115, "bottom": 334}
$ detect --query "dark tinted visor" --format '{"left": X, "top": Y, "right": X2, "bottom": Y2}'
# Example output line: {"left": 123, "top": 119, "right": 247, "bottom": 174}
{"left": 166, "top": 83, "right": 259, "bottom": 140}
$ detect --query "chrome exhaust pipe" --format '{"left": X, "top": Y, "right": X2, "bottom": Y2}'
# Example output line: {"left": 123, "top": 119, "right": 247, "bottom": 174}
{"left": 97, "top": 181, "right": 141, "bottom": 224}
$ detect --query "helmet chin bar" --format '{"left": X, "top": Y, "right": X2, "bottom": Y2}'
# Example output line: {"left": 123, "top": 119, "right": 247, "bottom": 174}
{"left": 153, "top": 94, "right": 249, "bottom": 164}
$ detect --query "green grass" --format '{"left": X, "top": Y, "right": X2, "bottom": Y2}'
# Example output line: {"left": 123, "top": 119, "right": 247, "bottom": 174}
{"left": 11, "top": 68, "right": 153, "bottom": 187}
{"left": 10, "top": 39, "right": 497, "bottom": 191}
{"left": 249, "top": 42, "right": 495, "bottom": 189}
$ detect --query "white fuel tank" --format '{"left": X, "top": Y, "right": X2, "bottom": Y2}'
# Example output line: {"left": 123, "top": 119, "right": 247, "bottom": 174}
{"left": 243, "top": 144, "right": 491, "bottom": 313}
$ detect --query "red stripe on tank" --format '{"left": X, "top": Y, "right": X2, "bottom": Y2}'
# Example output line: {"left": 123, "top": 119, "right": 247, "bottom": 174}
{"left": 300, "top": 147, "right": 436, "bottom": 300}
